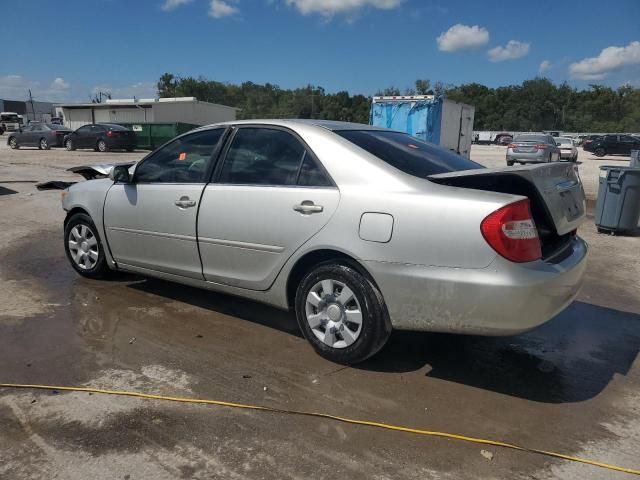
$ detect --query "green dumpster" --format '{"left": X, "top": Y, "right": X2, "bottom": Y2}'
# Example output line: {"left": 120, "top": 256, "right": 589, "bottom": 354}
{"left": 116, "top": 122, "right": 198, "bottom": 150}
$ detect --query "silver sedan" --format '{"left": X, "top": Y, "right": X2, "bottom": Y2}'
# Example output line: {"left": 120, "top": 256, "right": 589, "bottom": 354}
{"left": 61, "top": 120, "right": 588, "bottom": 364}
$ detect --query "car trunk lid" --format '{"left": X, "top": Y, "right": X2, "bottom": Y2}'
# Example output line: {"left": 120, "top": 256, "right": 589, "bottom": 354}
{"left": 429, "top": 163, "right": 586, "bottom": 260}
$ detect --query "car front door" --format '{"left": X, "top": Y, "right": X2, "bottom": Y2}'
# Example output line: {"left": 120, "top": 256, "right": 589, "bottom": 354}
{"left": 18, "top": 125, "right": 34, "bottom": 146}
{"left": 198, "top": 126, "right": 340, "bottom": 290}
{"left": 73, "top": 125, "right": 92, "bottom": 149}
{"left": 103, "top": 128, "right": 226, "bottom": 279}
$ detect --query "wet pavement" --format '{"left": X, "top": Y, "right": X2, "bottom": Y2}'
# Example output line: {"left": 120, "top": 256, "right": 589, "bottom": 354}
{"left": 1, "top": 143, "right": 639, "bottom": 479}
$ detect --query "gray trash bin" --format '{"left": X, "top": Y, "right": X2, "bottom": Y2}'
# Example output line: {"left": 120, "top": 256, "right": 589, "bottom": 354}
{"left": 595, "top": 166, "right": 640, "bottom": 234}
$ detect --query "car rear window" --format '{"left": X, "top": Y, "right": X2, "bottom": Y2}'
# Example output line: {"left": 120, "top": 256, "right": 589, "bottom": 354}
{"left": 334, "top": 130, "right": 482, "bottom": 178}
{"left": 556, "top": 138, "right": 572, "bottom": 145}
{"left": 513, "top": 135, "right": 548, "bottom": 143}
{"left": 46, "top": 124, "right": 69, "bottom": 130}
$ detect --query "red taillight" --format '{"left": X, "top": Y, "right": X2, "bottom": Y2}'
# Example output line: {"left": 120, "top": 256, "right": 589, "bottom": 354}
{"left": 507, "top": 143, "right": 517, "bottom": 149}
{"left": 535, "top": 144, "right": 548, "bottom": 150}
{"left": 480, "top": 199, "right": 542, "bottom": 263}
{"left": 107, "top": 130, "right": 114, "bottom": 137}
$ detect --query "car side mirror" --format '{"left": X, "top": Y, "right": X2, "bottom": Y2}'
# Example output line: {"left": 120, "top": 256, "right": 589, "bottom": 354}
{"left": 109, "top": 165, "right": 133, "bottom": 183}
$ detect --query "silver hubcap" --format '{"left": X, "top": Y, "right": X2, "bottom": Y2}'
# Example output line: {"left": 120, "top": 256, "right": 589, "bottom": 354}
{"left": 68, "top": 224, "right": 99, "bottom": 270}
{"left": 40, "top": 139, "right": 47, "bottom": 148}
{"left": 305, "top": 279, "right": 363, "bottom": 349}
{"left": 99, "top": 141, "right": 106, "bottom": 151}
{"left": 10, "top": 138, "right": 16, "bottom": 147}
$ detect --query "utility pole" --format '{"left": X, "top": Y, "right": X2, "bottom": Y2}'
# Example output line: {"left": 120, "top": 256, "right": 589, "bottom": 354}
{"left": 28, "top": 89, "right": 36, "bottom": 123}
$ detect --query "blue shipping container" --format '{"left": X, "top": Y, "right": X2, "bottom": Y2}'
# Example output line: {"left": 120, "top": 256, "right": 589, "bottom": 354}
{"left": 370, "top": 97, "right": 443, "bottom": 144}
{"left": 369, "top": 96, "right": 475, "bottom": 158}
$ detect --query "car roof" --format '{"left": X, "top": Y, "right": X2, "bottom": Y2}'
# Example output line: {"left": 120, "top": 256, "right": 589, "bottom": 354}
{"left": 197, "top": 118, "right": 389, "bottom": 132}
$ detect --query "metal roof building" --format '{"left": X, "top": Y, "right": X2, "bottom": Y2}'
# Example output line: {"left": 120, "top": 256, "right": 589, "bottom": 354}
{"left": 56, "top": 97, "right": 238, "bottom": 130}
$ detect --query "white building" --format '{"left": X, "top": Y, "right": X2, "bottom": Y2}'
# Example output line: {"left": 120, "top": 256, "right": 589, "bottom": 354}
{"left": 56, "top": 97, "right": 237, "bottom": 130}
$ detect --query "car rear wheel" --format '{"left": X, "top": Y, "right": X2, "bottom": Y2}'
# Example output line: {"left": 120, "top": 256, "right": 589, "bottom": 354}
{"left": 506, "top": 161, "right": 514, "bottom": 166}
{"left": 295, "top": 263, "right": 391, "bottom": 364}
{"left": 97, "top": 139, "right": 108, "bottom": 152}
{"left": 65, "top": 139, "right": 75, "bottom": 151}
{"left": 594, "top": 148, "right": 606, "bottom": 157}
{"left": 39, "top": 138, "right": 50, "bottom": 150}
{"left": 8, "top": 136, "right": 18, "bottom": 149}
{"left": 64, "top": 213, "right": 110, "bottom": 279}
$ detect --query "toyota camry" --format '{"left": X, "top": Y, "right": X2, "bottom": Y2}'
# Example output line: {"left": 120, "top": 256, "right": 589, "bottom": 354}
{"left": 61, "top": 120, "right": 588, "bottom": 364}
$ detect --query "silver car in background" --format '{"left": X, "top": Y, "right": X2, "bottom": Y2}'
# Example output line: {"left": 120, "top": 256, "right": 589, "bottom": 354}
{"left": 61, "top": 120, "right": 588, "bottom": 364}
{"left": 7, "top": 123, "right": 72, "bottom": 150}
{"left": 555, "top": 136, "right": 578, "bottom": 162}
{"left": 506, "top": 134, "right": 561, "bottom": 166}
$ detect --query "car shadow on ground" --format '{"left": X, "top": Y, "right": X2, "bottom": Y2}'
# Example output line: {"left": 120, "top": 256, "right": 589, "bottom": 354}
{"left": 360, "top": 301, "right": 640, "bottom": 403}
{"left": 128, "top": 278, "right": 302, "bottom": 337}
{"left": 126, "top": 278, "right": 639, "bottom": 404}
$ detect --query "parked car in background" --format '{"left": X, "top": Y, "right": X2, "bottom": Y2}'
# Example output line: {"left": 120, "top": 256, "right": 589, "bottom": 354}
{"left": 61, "top": 120, "right": 587, "bottom": 364}
{"left": 555, "top": 136, "right": 578, "bottom": 162}
{"left": 64, "top": 123, "right": 136, "bottom": 152}
{"left": 1, "top": 111, "right": 21, "bottom": 134}
{"left": 506, "top": 134, "right": 561, "bottom": 165}
{"left": 7, "top": 123, "right": 72, "bottom": 150}
{"left": 581, "top": 134, "right": 603, "bottom": 151}
{"left": 583, "top": 134, "right": 640, "bottom": 157}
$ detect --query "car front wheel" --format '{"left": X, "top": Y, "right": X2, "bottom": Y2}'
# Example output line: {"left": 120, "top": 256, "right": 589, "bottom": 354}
{"left": 64, "top": 213, "right": 110, "bottom": 279}
{"left": 65, "top": 139, "right": 75, "bottom": 151}
{"left": 39, "top": 138, "right": 50, "bottom": 150}
{"left": 295, "top": 263, "right": 391, "bottom": 364}
{"left": 594, "top": 148, "right": 606, "bottom": 157}
{"left": 8, "top": 136, "right": 18, "bottom": 149}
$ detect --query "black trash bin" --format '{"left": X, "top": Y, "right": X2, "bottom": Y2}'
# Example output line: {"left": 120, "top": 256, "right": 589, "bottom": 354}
{"left": 595, "top": 166, "right": 640, "bottom": 234}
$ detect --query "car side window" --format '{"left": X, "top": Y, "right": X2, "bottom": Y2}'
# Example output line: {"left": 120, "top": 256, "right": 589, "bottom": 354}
{"left": 76, "top": 126, "right": 91, "bottom": 134}
{"left": 297, "top": 154, "right": 332, "bottom": 187}
{"left": 134, "top": 129, "right": 224, "bottom": 184}
{"left": 605, "top": 135, "right": 617, "bottom": 142}
{"left": 218, "top": 128, "right": 305, "bottom": 186}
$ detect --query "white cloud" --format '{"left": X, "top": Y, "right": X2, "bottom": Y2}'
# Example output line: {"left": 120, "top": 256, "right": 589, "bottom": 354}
{"left": 538, "top": 60, "right": 551, "bottom": 75}
{"left": 209, "top": 0, "right": 239, "bottom": 18}
{"left": 487, "top": 40, "right": 530, "bottom": 62}
{"left": 161, "top": 0, "right": 193, "bottom": 11}
{"left": 569, "top": 41, "right": 640, "bottom": 80}
{"left": 285, "top": 0, "right": 402, "bottom": 16}
{"left": 50, "top": 77, "right": 70, "bottom": 91}
{"left": 436, "top": 24, "right": 489, "bottom": 52}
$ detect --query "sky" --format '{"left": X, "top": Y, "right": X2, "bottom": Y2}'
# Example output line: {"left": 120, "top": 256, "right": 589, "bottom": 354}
{"left": 0, "top": 0, "right": 639, "bottom": 103}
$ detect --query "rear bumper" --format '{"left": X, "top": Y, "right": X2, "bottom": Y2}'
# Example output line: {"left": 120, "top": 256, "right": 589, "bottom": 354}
{"left": 506, "top": 151, "right": 547, "bottom": 162}
{"left": 560, "top": 150, "right": 575, "bottom": 159}
{"left": 366, "top": 236, "right": 588, "bottom": 335}
{"left": 106, "top": 138, "right": 136, "bottom": 149}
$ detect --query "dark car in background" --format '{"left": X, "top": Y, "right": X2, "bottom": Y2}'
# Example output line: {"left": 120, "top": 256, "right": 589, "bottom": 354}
{"left": 583, "top": 134, "right": 640, "bottom": 157}
{"left": 7, "top": 123, "right": 72, "bottom": 150}
{"left": 64, "top": 123, "right": 136, "bottom": 152}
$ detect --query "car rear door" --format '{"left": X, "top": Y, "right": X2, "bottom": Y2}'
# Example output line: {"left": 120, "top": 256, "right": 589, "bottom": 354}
{"left": 198, "top": 126, "right": 340, "bottom": 290}
{"left": 103, "top": 128, "right": 226, "bottom": 279}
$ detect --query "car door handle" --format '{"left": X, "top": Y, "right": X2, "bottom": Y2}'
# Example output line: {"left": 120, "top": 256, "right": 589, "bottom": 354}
{"left": 175, "top": 196, "right": 197, "bottom": 209}
{"left": 293, "top": 201, "right": 323, "bottom": 214}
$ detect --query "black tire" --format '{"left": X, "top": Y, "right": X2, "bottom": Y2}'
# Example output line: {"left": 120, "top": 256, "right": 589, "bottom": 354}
{"left": 39, "top": 137, "right": 50, "bottom": 150}
{"left": 97, "top": 139, "right": 108, "bottom": 152}
{"left": 64, "top": 213, "right": 111, "bottom": 279}
{"left": 506, "top": 161, "right": 514, "bottom": 166}
{"left": 594, "top": 148, "right": 606, "bottom": 158}
{"left": 65, "top": 139, "right": 75, "bottom": 151}
{"left": 8, "top": 136, "right": 19, "bottom": 149}
{"left": 295, "top": 262, "right": 391, "bottom": 364}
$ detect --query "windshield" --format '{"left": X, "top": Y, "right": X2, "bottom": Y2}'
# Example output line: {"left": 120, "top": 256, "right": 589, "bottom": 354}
{"left": 335, "top": 130, "right": 483, "bottom": 178}
{"left": 1, "top": 114, "right": 19, "bottom": 122}
{"left": 556, "top": 138, "right": 573, "bottom": 145}
{"left": 513, "top": 135, "right": 549, "bottom": 143}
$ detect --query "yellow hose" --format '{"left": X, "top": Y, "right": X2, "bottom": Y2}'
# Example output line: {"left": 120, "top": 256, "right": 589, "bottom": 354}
{"left": 1, "top": 382, "right": 638, "bottom": 476}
